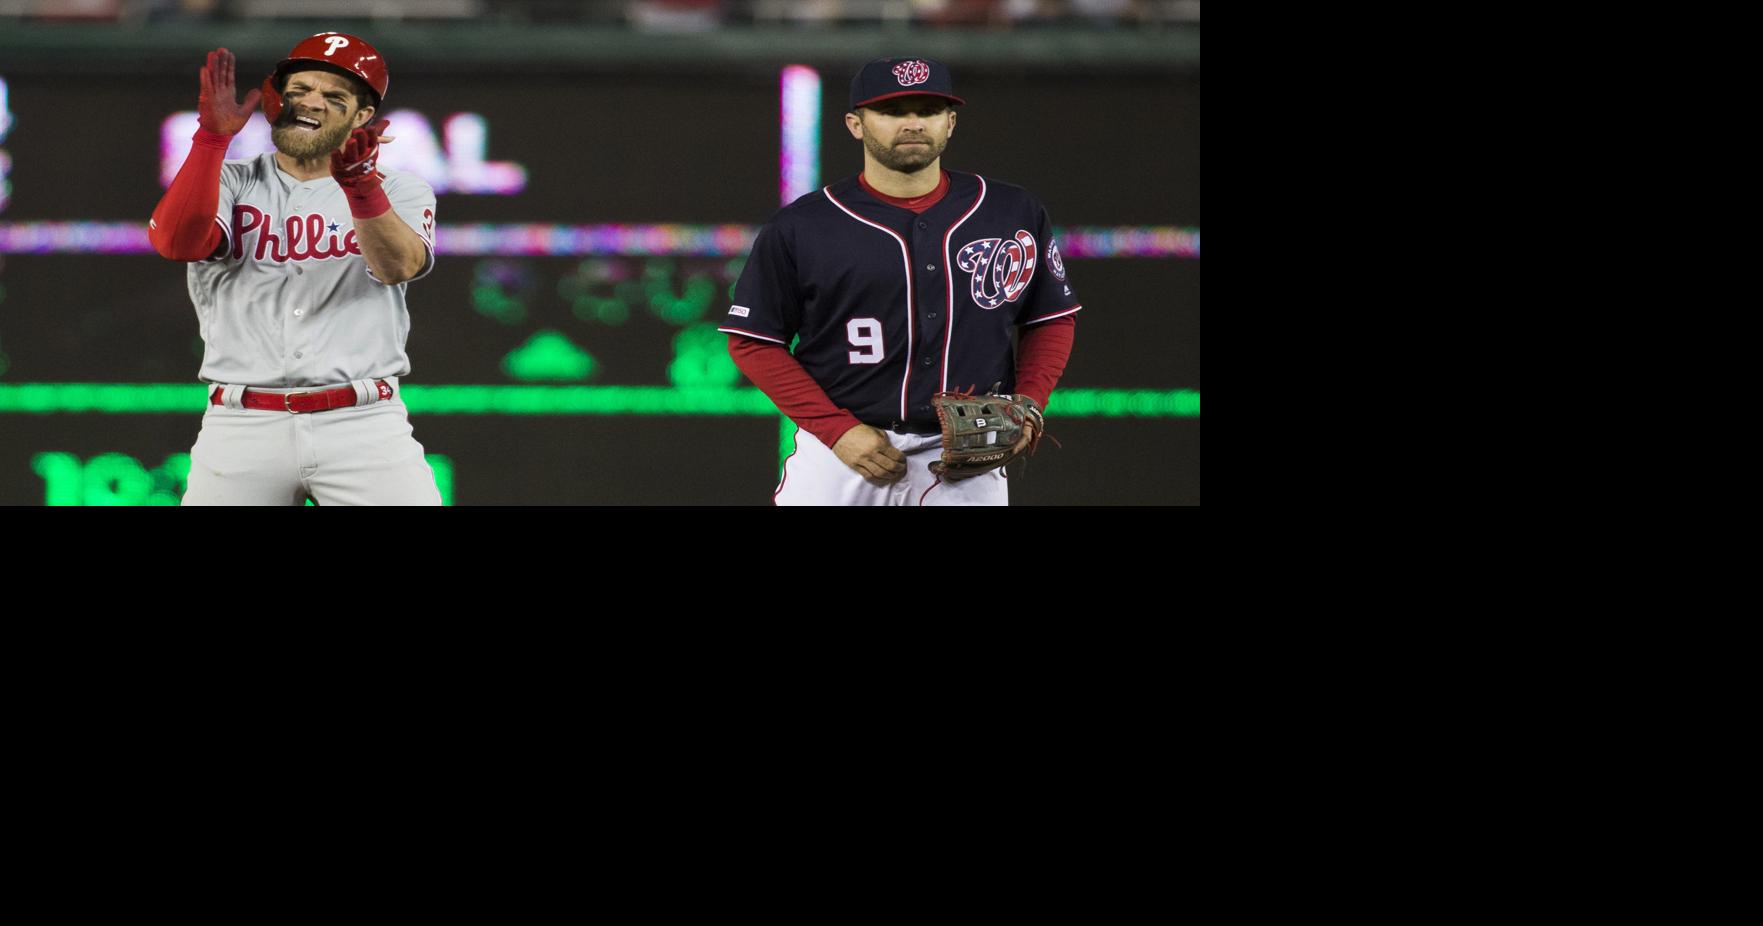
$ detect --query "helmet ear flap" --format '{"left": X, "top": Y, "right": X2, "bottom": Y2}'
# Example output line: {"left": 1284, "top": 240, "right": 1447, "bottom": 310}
{"left": 260, "top": 75, "right": 283, "bottom": 122}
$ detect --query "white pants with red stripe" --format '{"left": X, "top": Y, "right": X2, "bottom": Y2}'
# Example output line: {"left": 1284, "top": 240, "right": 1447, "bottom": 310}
{"left": 774, "top": 427, "right": 1008, "bottom": 507}
{"left": 182, "top": 380, "right": 441, "bottom": 506}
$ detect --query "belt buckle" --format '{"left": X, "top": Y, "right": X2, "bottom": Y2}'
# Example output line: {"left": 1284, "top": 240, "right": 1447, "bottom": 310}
{"left": 283, "top": 391, "right": 309, "bottom": 414}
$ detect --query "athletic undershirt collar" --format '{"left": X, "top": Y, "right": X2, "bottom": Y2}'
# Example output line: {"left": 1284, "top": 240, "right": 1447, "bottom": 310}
{"left": 858, "top": 169, "right": 951, "bottom": 214}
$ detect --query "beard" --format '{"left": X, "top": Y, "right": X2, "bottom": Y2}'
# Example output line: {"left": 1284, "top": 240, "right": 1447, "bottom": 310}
{"left": 864, "top": 131, "right": 947, "bottom": 173}
{"left": 271, "top": 109, "right": 353, "bottom": 161}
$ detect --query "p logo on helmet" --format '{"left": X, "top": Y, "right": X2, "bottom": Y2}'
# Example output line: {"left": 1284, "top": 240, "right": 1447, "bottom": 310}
{"left": 259, "top": 31, "right": 389, "bottom": 123}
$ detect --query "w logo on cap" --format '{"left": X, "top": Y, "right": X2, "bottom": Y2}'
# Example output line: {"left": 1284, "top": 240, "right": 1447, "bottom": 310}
{"left": 893, "top": 60, "right": 930, "bottom": 87}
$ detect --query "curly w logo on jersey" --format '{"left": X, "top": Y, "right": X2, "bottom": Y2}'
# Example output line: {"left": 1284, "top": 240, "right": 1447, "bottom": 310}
{"left": 893, "top": 60, "right": 931, "bottom": 87}
{"left": 959, "top": 231, "right": 1038, "bottom": 310}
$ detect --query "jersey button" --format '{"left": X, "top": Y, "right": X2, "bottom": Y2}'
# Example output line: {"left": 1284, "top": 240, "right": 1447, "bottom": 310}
{"left": 293, "top": 352, "right": 303, "bottom": 359}
{"left": 295, "top": 267, "right": 303, "bottom": 275}
{"left": 925, "top": 264, "right": 937, "bottom": 271}
{"left": 919, "top": 222, "right": 929, "bottom": 229}
{"left": 294, "top": 309, "right": 304, "bottom": 317}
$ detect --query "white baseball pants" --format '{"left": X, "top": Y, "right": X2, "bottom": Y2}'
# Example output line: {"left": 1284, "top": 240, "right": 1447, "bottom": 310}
{"left": 774, "top": 427, "right": 1008, "bottom": 506}
{"left": 183, "top": 379, "right": 441, "bottom": 506}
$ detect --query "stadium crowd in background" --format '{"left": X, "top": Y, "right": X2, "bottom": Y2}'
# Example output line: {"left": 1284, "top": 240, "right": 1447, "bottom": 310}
{"left": 0, "top": 0, "right": 1200, "bottom": 28}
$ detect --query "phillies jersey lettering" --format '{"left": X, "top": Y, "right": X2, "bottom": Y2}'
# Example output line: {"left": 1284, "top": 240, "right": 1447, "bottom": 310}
{"left": 231, "top": 205, "right": 361, "bottom": 262}
{"left": 721, "top": 170, "right": 1081, "bottom": 432}
{"left": 188, "top": 152, "right": 437, "bottom": 387}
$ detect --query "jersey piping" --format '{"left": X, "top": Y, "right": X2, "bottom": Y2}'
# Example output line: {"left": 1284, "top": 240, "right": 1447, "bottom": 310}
{"left": 822, "top": 185, "right": 915, "bottom": 423}
{"left": 939, "top": 175, "right": 987, "bottom": 391}
{"left": 718, "top": 326, "right": 787, "bottom": 345}
{"left": 1024, "top": 304, "right": 1083, "bottom": 325}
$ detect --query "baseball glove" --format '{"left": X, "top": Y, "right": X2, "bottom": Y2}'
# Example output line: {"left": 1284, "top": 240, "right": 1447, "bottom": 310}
{"left": 929, "top": 388, "right": 1046, "bottom": 480}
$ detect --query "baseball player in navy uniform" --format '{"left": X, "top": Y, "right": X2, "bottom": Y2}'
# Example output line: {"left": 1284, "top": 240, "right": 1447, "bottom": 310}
{"left": 723, "top": 56, "right": 1080, "bottom": 505}
{"left": 149, "top": 35, "right": 440, "bottom": 505}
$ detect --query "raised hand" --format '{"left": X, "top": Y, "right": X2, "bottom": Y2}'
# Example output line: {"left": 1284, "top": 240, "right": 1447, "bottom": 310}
{"left": 197, "top": 48, "right": 262, "bottom": 136}
{"left": 331, "top": 119, "right": 391, "bottom": 185}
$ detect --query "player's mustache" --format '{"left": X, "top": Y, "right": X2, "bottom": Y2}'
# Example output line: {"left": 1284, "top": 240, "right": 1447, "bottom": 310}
{"left": 273, "top": 108, "right": 321, "bottom": 129}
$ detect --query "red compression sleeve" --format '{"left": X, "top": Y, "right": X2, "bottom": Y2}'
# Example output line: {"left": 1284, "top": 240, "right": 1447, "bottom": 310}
{"left": 729, "top": 335, "right": 865, "bottom": 449}
{"left": 1014, "top": 316, "right": 1076, "bottom": 410}
{"left": 149, "top": 128, "right": 231, "bottom": 261}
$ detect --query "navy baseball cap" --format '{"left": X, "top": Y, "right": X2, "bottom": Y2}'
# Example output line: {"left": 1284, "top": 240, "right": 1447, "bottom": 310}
{"left": 849, "top": 56, "right": 966, "bottom": 110}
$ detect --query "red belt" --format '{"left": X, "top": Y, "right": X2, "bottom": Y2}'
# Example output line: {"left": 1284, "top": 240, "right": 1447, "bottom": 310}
{"left": 211, "top": 380, "right": 392, "bottom": 414}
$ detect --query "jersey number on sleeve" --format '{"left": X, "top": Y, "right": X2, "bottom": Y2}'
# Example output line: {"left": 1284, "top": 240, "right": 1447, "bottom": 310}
{"left": 847, "top": 318, "right": 884, "bottom": 364}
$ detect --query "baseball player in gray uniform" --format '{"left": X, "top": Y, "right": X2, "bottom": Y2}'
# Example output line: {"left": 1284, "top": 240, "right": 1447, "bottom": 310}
{"left": 149, "top": 35, "right": 440, "bottom": 505}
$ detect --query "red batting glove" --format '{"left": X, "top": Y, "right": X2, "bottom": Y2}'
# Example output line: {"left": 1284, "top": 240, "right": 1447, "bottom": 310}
{"left": 331, "top": 120, "right": 393, "bottom": 219}
{"left": 152, "top": 47, "right": 257, "bottom": 261}
{"left": 196, "top": 47, "right": 260, "bottom": 137}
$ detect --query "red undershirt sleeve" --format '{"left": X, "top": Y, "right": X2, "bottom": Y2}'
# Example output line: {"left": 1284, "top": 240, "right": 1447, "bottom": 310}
{"left": 728, "top": 335, "right": 866, "bottom": 449}
{"left": 149, "top": 128, "right": 231, "bottom": 262}
{"left": 1014, "top": 315, "right": 1076, "bottom": 410}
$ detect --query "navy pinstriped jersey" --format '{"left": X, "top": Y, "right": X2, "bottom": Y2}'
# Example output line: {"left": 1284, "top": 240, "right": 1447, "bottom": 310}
{"left": 720, "top": 171, "right": 1082, "bottom": 433}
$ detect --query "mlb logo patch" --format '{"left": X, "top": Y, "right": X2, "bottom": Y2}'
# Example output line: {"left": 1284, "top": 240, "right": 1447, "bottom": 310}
{"left": 729, "top": 305, "right": 751, "bottom": 318}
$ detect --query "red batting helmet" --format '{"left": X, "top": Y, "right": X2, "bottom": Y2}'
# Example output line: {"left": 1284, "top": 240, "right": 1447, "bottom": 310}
{"left": 260, "top": 32, "right": 389, "bottom": 122}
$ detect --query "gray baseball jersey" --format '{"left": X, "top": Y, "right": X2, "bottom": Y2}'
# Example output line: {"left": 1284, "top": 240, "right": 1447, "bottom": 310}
{"left": 189, "top": 152, "right": 437, "bottom": 387}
